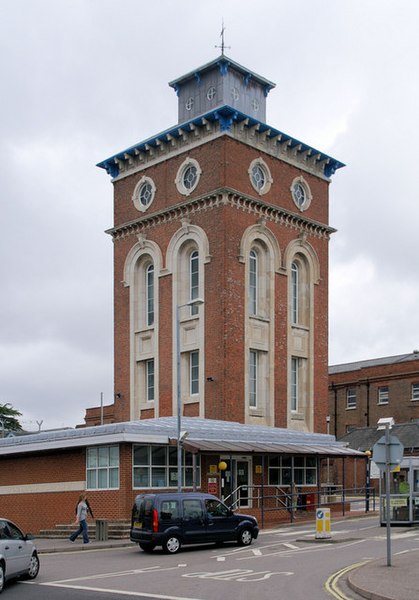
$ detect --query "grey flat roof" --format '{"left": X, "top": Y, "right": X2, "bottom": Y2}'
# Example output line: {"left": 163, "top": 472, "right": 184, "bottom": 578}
{"left": 0, "top": 417, "right": 363, "bottom": 457}
{"left": 329, "top": 351, "right": 419, "bottom": 374}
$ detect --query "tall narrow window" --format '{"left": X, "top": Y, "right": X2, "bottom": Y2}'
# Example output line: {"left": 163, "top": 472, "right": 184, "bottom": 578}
{"left": 249, "top": 250, "right": 257, "bottom": 316}
{"left": 249, "top": 350, "right": 257, "bottom": 408}
{"left": 190, "top": 250, "right": 199, "bottom": 315}
{"left": 190, "top": 350, "right": 199, "bottom": 395}
{"left": 346, "top": 388, "right": 357, "bottom": 409}
{"left": 291, "top": 357, "right": 299, "bottom": 412}
{"left": 146, "top": 359, "right": 155, "bottom": 402}
{"left": 146, "top": 264, "right": 154, "bottom": 326}
{"left": 291, "top": 262, "right": 298, "bottom": 324}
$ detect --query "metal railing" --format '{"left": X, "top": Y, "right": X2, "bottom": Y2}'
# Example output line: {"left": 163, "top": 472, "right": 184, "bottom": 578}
{"left": 223, "top": 485, "right": 376, "bottom": 527}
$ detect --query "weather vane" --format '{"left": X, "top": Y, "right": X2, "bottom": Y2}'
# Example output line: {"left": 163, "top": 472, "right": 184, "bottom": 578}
{"left": 215, "top": 20, "right": 231, "bottom": 55}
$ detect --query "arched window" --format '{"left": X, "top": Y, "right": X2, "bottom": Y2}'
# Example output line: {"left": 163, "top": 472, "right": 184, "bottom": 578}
{"left": 249, "top": 250, "right": 258, "bottom": 316}
{"left": 146, "top": 264, "right": 154, "bottom": 327}
{"left": 290, "top": 256, "right": 309, "bottom": 328}
{"left": 190, "top": 250, "right": 199, "bottom": 315}
{"left": 291, "top": 262, "right": 299, "bottom": 325}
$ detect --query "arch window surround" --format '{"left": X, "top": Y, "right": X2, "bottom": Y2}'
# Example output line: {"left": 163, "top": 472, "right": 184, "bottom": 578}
{"left": 247, "top": 242, "right": 272, "bottom": 320}
{"left": 284, "top": 238, "right": 321, "bottom": 431}
{"left": 240, "top": 225, "right": 281, "bottom": 427}
{"left": 123, "top": 239, "right": 163, "bottom": 420}
{"left": 166, "top": 223, "right": 210, "bottom": 419}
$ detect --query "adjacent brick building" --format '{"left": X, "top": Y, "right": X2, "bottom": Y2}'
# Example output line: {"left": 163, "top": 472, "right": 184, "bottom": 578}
{"left": 329, "top": 351, "right": 419, "bottom": 439}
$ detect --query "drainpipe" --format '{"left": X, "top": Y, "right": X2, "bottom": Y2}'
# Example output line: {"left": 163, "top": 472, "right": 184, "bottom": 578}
{"left": 365, "top": 380, "right": 370, "bottom": 427}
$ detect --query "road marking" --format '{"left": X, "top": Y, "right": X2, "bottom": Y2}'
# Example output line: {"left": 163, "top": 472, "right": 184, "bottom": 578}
{"left": 183, "top": 568, "right": 293, "bottom": 582}
{"left": 38, "top": 583, "right": 205, "bottom": 600}
{"left": 283, "top": 543, "right": 299, "bottom": 550}
{"left": 324, "top": 561, "right": 369, "bottom": 600}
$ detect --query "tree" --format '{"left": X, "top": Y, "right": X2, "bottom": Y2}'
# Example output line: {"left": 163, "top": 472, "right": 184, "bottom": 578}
{"left": 0, "top": 403, "right": 23, "bottom": 436}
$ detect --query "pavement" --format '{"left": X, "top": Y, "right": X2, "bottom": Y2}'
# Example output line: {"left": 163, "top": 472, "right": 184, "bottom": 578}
{"left": 33, "top": 517, "right": 419, "bottom": 600}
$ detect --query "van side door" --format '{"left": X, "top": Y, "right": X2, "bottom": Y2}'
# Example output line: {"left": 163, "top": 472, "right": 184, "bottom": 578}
{"left": 181, "top": 498, "right": 206, "bottom": 543}
{"left": 205, "top": 499, "right": 237, "bottom": 541}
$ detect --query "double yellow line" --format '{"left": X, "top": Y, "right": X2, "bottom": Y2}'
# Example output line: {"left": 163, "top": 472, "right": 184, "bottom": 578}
{"left": 325, "top": 561, "right": 369, "bottom": 599}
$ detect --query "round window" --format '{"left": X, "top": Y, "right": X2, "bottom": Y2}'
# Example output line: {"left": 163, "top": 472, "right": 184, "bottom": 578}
{"left": 248, "top": 158, "right": 272, "bottom": 195}
{"left": 132, "top": 176, "right": 156, "bottom": 212}
{"left": 291, "top": 177, "right": 312, "bottom": 211}
{"left": 183, "top": 165, "right": 198, "bottom": 190}
{"left": 175, "top": 158, "right": 202, "bottom": 196}
{"left": 139, "top": 182, "right": 153, "bottom": 207}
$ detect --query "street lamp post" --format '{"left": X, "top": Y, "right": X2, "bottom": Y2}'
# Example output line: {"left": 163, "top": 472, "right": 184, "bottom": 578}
{"left": 176, "top": 298, "right": 204, "bottom": 492}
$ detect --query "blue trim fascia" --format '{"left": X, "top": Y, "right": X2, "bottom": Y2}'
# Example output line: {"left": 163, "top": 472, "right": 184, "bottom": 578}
{"left": 96, "top": 105, "right": 345, "bottom": 178}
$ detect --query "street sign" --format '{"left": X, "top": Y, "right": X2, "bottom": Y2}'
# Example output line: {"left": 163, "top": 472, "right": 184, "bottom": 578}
{"left": 372, "top": 435, "right": 404, "bottom": 471}
{"left": 315, "top": 508, "right": 331, "bottom": 539}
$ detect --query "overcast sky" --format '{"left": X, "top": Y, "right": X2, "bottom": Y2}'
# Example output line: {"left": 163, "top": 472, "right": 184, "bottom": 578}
{"left": 1, "top": 0, "right": 418, "bottom": 431}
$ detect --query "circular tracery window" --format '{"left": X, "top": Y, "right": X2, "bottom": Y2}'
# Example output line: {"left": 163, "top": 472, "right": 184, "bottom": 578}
{"left": 291, "top": 177, "right": 312, "bottom": 211}
{"left": 175, "top": 157, "right": 202, "bottom": 196}
{"left": 248, "top": 158, "right": 272, "bottom": 195}
{"left": 132, "top": 176, "right": 156, "bottom": 212}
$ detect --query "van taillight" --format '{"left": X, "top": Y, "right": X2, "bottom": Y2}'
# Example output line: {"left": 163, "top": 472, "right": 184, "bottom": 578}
{"left": 152, "top": 508, "right": 159, "bottom": 532}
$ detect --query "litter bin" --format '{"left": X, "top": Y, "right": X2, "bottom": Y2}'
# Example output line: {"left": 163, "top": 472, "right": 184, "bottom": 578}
{"left": 96, "top": 519, "right": 108, "bottom": 541}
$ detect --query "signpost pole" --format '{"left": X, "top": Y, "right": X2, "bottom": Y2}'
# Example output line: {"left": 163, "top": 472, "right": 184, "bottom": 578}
{"left": 384, "top": 423, "right": 392, "bottom": 567}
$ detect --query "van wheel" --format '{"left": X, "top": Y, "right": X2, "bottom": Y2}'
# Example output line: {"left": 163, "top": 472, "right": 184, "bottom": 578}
{"left": 163, "top": 535, "right": 181, "bottom": 554}
{"left": 238, "top": 528, "right": 253, "bottom": 546}
{"left": 139, "top": 542, "right": 156, "bottom": 553}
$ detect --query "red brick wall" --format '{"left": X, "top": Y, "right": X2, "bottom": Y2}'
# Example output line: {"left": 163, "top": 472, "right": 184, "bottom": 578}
{"left": 104, "top": 135, "right": 331, "bottom": 431}
{"left": 329, "top": 357, "right": 419, "bottom": 439}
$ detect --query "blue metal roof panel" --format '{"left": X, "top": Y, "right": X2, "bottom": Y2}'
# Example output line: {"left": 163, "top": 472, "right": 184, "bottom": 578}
{"left": 97, "top": 105, "right": 345, "bottom": 179}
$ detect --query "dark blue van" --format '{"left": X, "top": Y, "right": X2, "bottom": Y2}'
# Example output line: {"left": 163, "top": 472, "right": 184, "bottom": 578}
{"left": 130, "top": 492, "right": 259, "bottom": 553}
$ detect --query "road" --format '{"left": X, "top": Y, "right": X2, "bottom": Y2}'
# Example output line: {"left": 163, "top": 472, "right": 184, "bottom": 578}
{"left": 5, "top": 516, "right": 419, "bottom": 600}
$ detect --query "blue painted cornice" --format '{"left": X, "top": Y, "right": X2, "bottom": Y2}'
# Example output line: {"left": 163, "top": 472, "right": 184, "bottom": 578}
{"left": 97, "top": 105, "right": 345, "bottom": 179}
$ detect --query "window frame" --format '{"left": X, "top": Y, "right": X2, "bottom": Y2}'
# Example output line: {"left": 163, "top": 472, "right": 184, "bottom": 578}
{"left": 249, "top": 249, "right": 258, "bottom": 316}
{"left": 268, "top": 455, "right": 317, "bottom": 487}
{"left": 412, "top": 383, "right": 419, "bottom": 401}
{"left": 146, "top": 263, "right": 154, "bottom": 327}
{"left": 346, "top": 388, "right": 357, "bottom": 410}
{"left": 189, "top": 250, "right": 199, "bottom": 315}
{"left": 378, "top": 385, "right": 389, "bottom": 405}
{"left": 175, "top": 157, "right": 202, "bottom": 196}
{"left": 132, "top": 176, "right": 156, "bottom": 212}
{"left": 291, "top": 262, "right": 299, "bottom": 324}
{"left": 190, "top": 350, "right": 199, "bottom": 396}
{"left": 132, "top": 444, "right": 201, "bottom": 489}
{"left": 249, "top": 349, "right": 258, "bottom": 408}
{"left": 291, "top": 357, "right": 300, "bottom": 412}
{"left": 146, "top": 359, "right": 155, "bottom": 402}
{"left": 248, "top": 157, "right": 273, "bottom": 196}
{"left": 290, "top": 176, "right": 312, "bottom": 212}
{"left": 86, "top": 446, "right": 120, "bottom": 490}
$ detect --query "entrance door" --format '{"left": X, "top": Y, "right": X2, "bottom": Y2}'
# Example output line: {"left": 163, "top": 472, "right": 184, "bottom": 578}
{"left": 221, "top": 457, "right": 252, "bottom": 508}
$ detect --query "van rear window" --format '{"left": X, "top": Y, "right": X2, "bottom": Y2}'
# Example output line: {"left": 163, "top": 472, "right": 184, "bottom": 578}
{"left": 160, "top": 500, "right": 179, "bottom": 520}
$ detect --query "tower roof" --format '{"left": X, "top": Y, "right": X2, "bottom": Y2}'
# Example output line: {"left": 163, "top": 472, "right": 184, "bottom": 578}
{"left": 168, "top": 54, "right": 276, "bottom": 95}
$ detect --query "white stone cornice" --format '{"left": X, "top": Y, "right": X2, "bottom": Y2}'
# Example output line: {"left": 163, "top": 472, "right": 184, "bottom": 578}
{"left": 106, "top": 188, "right": 336, "bottom": 242}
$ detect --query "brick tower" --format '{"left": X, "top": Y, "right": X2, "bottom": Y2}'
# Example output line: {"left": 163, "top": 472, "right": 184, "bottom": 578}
{"left": 91, "top": 55, "right": 344, "bottom": 433}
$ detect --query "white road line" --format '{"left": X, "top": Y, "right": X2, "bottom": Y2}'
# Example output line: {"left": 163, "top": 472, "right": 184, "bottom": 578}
{"left": 39, "top": 583, "right": 205, "bottom": 600}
